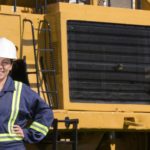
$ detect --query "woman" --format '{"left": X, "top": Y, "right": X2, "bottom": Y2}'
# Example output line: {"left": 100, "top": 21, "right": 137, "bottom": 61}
{"left": 0, "top": 37, "right": 54, "bottom": 149}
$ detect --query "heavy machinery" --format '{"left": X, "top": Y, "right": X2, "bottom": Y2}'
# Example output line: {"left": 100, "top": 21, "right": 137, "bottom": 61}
{"left": 1, "top": 0, "right": 150, "bottom": 149}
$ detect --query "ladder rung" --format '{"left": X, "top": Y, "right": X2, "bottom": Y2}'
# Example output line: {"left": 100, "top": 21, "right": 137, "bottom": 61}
{"left": 27, "top": 71, "right": 37, "bottom": 74}
{"left": 34, "top": 28, "right": 51, "bottom": 31}
{"left": 22, "top": 39, "right": 38, "bottom": 45}
{"left": 27, "top": 70, "right": 55, "bottom": 74}
{"left": 40, "top": 90, "right": 58, "bottom": 94}
{"left": 27, "top": 64, "right": 35, "bottom": 69}
{"left": 40, "top": 69, "right": 55, "bottom": 73}
{"left": 30, "top": 83, "right": 40, "bottom": 88}
{"left": 36, "top": 48, "right": 54, "bottom": 52}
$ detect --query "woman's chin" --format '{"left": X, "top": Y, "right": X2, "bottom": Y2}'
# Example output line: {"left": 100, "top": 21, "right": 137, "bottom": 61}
{"left": 0, "top": 75, "right": 5, "bottom": 81}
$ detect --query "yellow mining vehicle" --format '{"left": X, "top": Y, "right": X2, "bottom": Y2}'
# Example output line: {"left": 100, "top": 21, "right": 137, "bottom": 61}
{"left": 1, "top": 0, "right": 150, "bottom": 149}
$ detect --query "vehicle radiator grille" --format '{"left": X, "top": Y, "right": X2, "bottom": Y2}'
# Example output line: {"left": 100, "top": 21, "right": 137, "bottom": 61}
{"left": 67, "top": 20, "right": 150, "bottom": 104}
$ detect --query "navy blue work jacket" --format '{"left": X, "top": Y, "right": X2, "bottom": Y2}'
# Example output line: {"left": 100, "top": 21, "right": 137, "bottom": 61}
{"left": 0, "top": 76, "right": 54, "bottom": 149}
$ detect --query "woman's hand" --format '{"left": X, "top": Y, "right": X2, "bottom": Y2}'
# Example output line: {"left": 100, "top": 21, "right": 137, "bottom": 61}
{"left": 13, "top": 125, "right": 24, "bottom": 138}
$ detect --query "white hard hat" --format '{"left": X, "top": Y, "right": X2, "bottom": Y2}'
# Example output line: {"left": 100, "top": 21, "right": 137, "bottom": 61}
{"left": 0, "top": 37, "right": 17, "bottom": 59}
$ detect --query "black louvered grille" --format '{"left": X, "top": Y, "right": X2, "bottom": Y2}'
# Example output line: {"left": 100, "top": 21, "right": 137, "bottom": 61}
{"left": 67, "top": 20, "right": 150, "bottom": 104}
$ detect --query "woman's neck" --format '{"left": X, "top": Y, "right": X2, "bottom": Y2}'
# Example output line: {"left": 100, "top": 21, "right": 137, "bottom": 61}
{"left": 0, "top": 77, "right": 7, "bottom": 91}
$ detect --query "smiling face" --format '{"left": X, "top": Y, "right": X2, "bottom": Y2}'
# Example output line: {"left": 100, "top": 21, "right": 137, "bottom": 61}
{"left": 0, "top": 57, "right": 12, "bottom": 82}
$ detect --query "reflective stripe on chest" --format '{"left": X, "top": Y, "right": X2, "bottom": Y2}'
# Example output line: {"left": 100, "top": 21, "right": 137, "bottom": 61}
{"left": 0, "top": 81, "right": 23, "bottom": 142}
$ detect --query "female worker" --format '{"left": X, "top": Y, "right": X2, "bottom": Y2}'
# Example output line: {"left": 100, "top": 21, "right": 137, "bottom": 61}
{"left": 0, "top": 37, "right": 54, "bottom": 149}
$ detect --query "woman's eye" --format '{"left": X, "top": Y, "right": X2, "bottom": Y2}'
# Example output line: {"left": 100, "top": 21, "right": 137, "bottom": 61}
{"left": 1, "top": 61, "right": 10, "bottom": 66}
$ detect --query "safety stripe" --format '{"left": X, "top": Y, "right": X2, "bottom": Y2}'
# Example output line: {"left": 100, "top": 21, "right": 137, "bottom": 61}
{"left": 0, "top": 81, "right": 23, "bottom": 142}
{"left": 0, "top": 81, "right": 24, "bottom": 142}
{"left": 30, "top": 121, "right": 49, "bottom": 136}
{"left": 0, "top": 134, "right": 23, "bottom": 141}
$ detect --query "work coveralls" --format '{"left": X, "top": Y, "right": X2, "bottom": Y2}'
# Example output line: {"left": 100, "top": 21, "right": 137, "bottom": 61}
{"left": 0, "top": 76, "right": 54, "bottom": 150}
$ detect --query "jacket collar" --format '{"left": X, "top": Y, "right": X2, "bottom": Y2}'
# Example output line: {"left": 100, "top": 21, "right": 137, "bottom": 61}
{"left": 2, "top": 76, "right": 15, "bottom": 92}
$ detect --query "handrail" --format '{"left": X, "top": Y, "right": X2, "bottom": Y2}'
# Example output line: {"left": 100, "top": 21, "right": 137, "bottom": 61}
{"left": 10, "top": 0, "right": 143, "bottom": 11}
{"left": 23, "top": 19, "right": 40, "bottom": 95}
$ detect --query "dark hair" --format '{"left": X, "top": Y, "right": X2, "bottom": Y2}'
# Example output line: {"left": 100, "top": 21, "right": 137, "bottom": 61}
{"left": 10, "top": 59, "right": 14, "bottom": 64}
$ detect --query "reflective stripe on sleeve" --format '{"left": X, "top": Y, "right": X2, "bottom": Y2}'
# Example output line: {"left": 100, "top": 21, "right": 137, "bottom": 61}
{"left": 30, "top": 121, "right": 49, "bottom": 135}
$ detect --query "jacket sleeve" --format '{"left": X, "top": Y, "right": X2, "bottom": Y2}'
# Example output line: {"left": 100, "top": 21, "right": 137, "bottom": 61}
{"left": 22, "top": 87, "right": 54, "bottom": 143}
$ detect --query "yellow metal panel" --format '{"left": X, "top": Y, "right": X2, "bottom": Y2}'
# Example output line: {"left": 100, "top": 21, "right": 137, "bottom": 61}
{"left": 0, "top": 13, "right": 21, "bottom": 57}
{"left": 54, "top": 109, "right": 150, "bottom": 129}
{"left": 2, "top": 3, "right": 150, "bottom": 130}
{"left": 47, "top": 3, "right": 150, "bottom": 112}
{"left": 0, "top": 8, "right": 49, "bottom": 102}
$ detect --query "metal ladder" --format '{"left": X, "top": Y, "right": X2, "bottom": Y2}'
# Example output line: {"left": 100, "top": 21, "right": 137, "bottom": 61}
{"left": 23, "top": 19, "right": 58, "bottom": 108}
{"left": 38, "top": 19, "right": 58, "bottom": 108}
{"left": 52, "top": 117, "right": 79, "bottom": 150}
